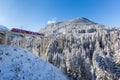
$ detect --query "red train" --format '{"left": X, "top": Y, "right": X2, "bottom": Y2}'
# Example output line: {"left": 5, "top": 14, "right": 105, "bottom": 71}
{"left": 11, "top": 28, "right": 44, "bottom": 36}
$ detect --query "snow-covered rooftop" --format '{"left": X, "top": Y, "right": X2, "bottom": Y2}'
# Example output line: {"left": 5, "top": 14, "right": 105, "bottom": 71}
{"left": 0, "top": 45, "right": 68, "bottom": 80}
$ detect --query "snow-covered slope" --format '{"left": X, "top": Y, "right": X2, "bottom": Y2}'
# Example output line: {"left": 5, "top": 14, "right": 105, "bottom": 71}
{"left": 40, "top": 17, "right": 103, "bottom": 36}
{"left": 0, "top": 25, "right": 9, "bottom": 31}
{"left": 39, "top": 17, "right": 120, "bottom": 80}
{"left": 0, "top": 45, "right": 68, "bottom": 80}
{"left": 68, "top": 17, "right": 96, "bottom": 24}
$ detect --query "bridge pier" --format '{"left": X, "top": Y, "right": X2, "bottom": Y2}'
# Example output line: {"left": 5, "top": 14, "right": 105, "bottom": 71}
{"left": 21, "top": 34, "right": 25, "bottom": 48}
{"left": 57, "top": 39, "right": 64, "bottom": 53}
{"left": 4, "top": 33, "right": 10, "bottom": 45}
{"left": 0, "top": 33, "right": 4, "bottom": 44}
{"left": 0, "top": 32, "right": 10, "bottom": 45}
{"left": 40, "top": 37, "right": 45, "bottom": 56}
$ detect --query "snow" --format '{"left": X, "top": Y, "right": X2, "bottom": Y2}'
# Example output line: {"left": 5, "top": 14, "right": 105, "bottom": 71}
{"left": 58, "top": 29, "right": 66, "bottom": 34}
{"left": 0, "top": 25, "right": 9, "bottom": 31}
{"left": 74, "top": 36, "right": 81, "bottom": 40}
{"left": 0, "top": 45, "right": 68, "bottom": 80}
{"left": 68, "top": 17, "right": 95, "bottom": 24}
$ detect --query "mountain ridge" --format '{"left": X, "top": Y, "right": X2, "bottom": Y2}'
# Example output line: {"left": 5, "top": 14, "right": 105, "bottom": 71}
{"left": 40, "top": 17, "right": 105, "bottom": 36}
{"left": 46, "top": 17, "right": 97, "bottom": 26}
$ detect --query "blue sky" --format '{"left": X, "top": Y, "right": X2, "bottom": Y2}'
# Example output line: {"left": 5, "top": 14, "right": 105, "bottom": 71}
{"left": 0, "top": 0, "right": 120, "bottom": 32}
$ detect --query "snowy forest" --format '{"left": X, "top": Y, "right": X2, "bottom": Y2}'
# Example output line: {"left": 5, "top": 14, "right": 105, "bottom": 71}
{"left": 1, "top": 17, "right": 120, "bottom": 80}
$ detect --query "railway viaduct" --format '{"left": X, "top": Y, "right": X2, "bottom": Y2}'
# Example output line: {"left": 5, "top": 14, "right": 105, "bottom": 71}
{"left": 0, "top": 29, "right": 64, "bottom": 57}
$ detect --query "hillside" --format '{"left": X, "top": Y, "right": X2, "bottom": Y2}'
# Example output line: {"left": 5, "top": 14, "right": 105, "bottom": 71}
{"left": 39, "top": 17, "right": 120, "bottom": 80}
{"left": 40, "top": 17, "right": 104, "bottom": 36}
{"left": 0, "top": 45, "right": 68, "bottom": 80}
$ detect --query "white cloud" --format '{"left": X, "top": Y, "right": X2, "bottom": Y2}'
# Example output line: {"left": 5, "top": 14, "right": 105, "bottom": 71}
{"left": 47, "top": 20, "right": 56, "bottom": 24}
{"left": 47, "top": 17, "right": 57, "bottom": 24}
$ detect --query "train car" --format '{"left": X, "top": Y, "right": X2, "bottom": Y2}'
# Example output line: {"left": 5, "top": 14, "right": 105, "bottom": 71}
{"left": 11, "top": 28, "right": 44, "bottom": 37}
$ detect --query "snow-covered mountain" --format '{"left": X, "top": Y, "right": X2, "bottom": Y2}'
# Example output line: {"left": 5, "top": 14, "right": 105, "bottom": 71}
{"left": 39, "top": 17, "right": 120, "bottom": 80}
{"left": 0, "top": 25, "right": 9, "bottom": 31}
{"left": 40, "top": 17, "right": 104, "bottom": 36}
{"left": 67, "top": 17, "right": 96, "bottom": 24}
{"left": 0, "top": 45, "right": 69, "bottom": 80}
